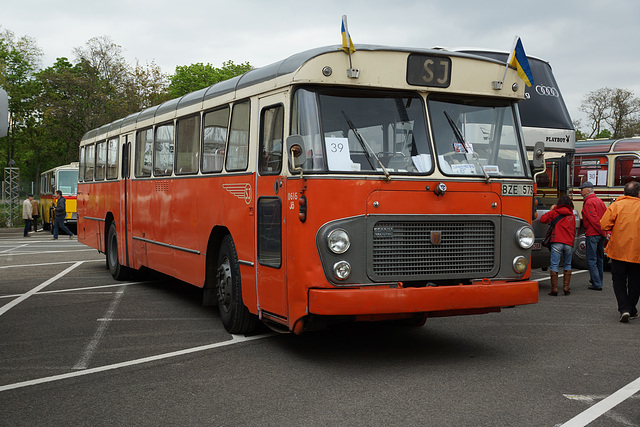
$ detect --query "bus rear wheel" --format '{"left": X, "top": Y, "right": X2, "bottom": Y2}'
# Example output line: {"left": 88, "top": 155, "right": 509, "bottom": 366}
{"left": 216, "top": 235, "right": 257, "bottom": 334}
{"left": 107, "top": 223, "right": 130, "bottom": 280}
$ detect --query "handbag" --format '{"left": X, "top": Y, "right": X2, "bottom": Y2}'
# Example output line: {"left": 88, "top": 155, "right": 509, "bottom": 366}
{"left": 541, "top": 214, "right": 567, "bottom": 248}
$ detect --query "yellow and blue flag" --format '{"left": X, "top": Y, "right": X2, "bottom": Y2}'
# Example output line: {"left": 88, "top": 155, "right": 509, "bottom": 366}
{"left": 509, "top": 37, "right": 534, "bottom": 87}
{"left": 341, "top": 16, "right": 355, "bottom": 54}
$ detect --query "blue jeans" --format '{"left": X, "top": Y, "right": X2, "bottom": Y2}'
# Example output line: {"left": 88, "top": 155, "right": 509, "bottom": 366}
{"left": 550, "top": 243, "right": 573, "bottom": 273}
{"left": 586, "top": 235, "right": 605, "bottom": 289}
{"left": 53, "top": 217, "right": 74, "bottom": 239}
{"left": 23, "top": 219, "right": 31, "bottom": 237}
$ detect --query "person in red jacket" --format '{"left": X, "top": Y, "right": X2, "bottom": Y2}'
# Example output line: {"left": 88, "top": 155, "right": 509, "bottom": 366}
{"left": 579, "top": 181, "right": 608, "bottom": 291}
{"left": 540, "top": 195, "right": 576, "bottom": 296}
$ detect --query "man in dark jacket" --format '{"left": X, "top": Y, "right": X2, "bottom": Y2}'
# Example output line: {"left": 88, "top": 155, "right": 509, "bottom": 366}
{"left": 53, "top": 190, "right": 75, "bottom": 240}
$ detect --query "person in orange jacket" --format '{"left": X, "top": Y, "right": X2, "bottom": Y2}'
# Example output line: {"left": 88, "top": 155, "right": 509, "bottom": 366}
{"left": 600, "top": 180, "right": 640, "bottom": 323}
{"left": 540, "top": 195, "right": 576, "bottom": 296}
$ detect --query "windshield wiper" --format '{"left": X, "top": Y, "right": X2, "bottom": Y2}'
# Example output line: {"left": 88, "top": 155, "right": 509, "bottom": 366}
{"left": 443, "top": 111, "right": 490, "bottom": 182}
{"left": 341, "top": 111, "right": 391, "bottom": 181}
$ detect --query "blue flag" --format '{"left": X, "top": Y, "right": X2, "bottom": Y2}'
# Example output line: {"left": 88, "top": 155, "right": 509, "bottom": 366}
{"left": 509, "top": 38, "right": 534, "bottom": 87}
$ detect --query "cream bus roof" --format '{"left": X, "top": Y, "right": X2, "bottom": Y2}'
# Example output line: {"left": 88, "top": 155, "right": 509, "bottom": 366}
{"left": 81, "top": 44, "right": 508, "bottom": 143}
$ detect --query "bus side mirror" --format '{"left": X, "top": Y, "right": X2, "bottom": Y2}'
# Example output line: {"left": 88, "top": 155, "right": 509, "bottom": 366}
{"left": 286, "top": 135, "right": 307, "bottom": 170}
{"left": 532, "top": 141, "right": 545, "bottom": 169}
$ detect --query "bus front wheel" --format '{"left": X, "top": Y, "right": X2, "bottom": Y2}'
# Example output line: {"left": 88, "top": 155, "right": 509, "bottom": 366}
{"left": 107, "top": 223, "right": 130, "bottom": 280}
{"left": 215, "top": 235, "right": 257, "bottom": 334}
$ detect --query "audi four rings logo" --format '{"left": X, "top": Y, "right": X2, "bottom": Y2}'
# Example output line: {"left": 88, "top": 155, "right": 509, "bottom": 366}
{"left": 535, "top": 85, "right": 560, "bottom": 97}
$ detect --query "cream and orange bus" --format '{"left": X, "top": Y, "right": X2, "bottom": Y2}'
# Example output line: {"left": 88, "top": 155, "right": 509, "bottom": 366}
{"left": 77, "top": 45, "right": 540, "bottom": 334}
{"left": 570, "top": 137, "right": 640, "bottom": 268}
{"left": 40, "top": 162, "right": 79, "bottom": 232}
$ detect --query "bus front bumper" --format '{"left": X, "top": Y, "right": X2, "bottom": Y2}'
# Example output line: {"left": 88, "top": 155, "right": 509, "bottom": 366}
{"left": 308, "top": 280, "right": 539, "bottom": 317}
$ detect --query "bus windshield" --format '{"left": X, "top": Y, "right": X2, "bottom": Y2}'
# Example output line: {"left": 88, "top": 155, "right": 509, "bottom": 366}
{"left": 429, "top": 95, "right": 529, "bottom": 178}
{"left": 292, "top": 87, "right": 432, "bottom": 174}
{"left": 58, "top": 170, "right": 79, "bottom": 195}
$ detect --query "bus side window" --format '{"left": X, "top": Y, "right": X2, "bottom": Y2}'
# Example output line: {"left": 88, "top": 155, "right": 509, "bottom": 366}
{"left": 226, "top": 100, "right": 250, "bottom": 172}
{"left": 154, "top": 123, "right": 175, "bottom": 176}
{"left": 259, "top": 104, "right": 284, "bottom": 175}
{"left": 615, "top": 155, "right": 640, "bottom": 186}
{"left": 85, "top": 144, "right": 95, "bottom": 181}
{"left": 176, "top": 115, "right": 200, "bottom": 175}
{"left": 107, "top": 137, "right": 119, "bottom": 179}
{"left": 95, "top": 140, "right": 106, "bottom": 180}
{"left": 79, "top": 146, "right": 85, "bottom": 182}
{"left": 202, "top": 107, "right": 229, "bottom": 173}
{"left": 135, "top": 128, "right": 153, "bottom": 177}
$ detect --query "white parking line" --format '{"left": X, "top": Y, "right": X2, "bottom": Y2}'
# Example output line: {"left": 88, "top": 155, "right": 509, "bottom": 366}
{"left": 0, "top": 243, "right": 27, "bottom": 253}
{"left": 561, "top": 377, "right": 640, "bottom": 426}
{"left": 73, "top": 286, "right": 126, "bottom": 370}
{"left": 0, "top": 248, "right": 96, "bottom": 257}
{"left": 0, "top": 261, "right": 83, "bottom": 317}
{"left": 0, "top": 334, "right": 271, "bottom": 392}
{"left": 0, "top": 259, "right": 104, "bottom": 270}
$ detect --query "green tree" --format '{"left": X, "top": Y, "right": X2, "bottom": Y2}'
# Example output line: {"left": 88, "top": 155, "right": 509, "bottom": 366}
{"left": 167, "top": 60, "right": 252, "bottom": 98}
{"left": 0, "top": 27, "right": 44, "bottom": 192}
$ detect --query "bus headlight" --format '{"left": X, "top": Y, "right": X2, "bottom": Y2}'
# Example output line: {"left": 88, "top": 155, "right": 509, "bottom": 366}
{"left": 328, "top": 229, "right": 350, "bottom": 254}
{"left": 515, "top": 226, "right": 534, "bottom": 249}
{"left": 512, "top": 256, "right": 528, "bottom": 274}
{"left": 333, "top": 261, "right": 351, "bottom": 280}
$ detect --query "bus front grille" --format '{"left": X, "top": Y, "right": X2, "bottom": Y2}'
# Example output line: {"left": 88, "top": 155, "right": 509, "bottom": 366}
{"left": 371, "top": 220, "right": 495, "bottom": 278}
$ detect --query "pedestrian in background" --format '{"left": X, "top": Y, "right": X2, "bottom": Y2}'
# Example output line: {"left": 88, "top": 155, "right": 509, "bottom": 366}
{"left": 22, "top": 194, "right": 34, "bottom": 237}
{"left": 600, "top": 180, "right": 640, "bottom": 323}
{"left": 540, "top": 195, "right": 576, "bottom": 296}
{"left": 53, "top": 190, "right": 75, "bottom": 240}
{"left": 30, "top": 197, "right": 40, "bottom": 232}
{"left": 579, "top": 181, "right": 607, "bottom": 291}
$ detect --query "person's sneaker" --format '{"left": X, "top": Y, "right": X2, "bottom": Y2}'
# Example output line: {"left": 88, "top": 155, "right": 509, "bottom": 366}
{"left": 620, "top": 312, "right": 630, "bottom": 323}
{"left": 630, "top": 313, "right": 639, "bottom": 320}
{"left": 588, "top": 286, "right": 602, "bottom": 291}
{"left": 69, "top": 235, "right": 75, "bottom": 240}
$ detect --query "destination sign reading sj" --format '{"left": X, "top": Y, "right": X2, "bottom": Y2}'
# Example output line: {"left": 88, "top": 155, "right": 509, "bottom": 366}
{"left": 406, "top": 54, "right": 452, "bottom": 88}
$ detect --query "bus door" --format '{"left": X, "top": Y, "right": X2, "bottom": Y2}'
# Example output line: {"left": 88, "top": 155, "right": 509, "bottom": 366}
{"left": 255, "top": 93, "right": 288, "bottom": 324}
{"left": 121, "top": 134, "right": 132, "bottom": 268}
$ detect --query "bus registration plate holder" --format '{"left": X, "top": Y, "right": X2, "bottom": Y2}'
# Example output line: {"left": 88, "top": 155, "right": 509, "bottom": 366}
{"left": 501, "top": 183, "right": 533, "bottom": 196}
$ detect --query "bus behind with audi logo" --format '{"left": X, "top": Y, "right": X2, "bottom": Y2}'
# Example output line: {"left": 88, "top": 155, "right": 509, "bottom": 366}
{"left": 454, "top": 49, "right": 576, "bottom": 269}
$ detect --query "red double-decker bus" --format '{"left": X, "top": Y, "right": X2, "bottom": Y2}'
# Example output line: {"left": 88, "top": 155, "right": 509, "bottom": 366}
{"left": 77, "top": 45, "right": 539, "bottom": 334}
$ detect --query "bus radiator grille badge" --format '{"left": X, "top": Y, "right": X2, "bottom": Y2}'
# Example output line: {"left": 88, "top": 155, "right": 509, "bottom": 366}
{"left": 430, "top": 231, "right": 442, "bottom": 245}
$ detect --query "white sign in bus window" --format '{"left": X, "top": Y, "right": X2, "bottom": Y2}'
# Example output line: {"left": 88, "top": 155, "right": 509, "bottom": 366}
{"left": 451, "top": 163, "right": 477, "bottom": 175}
{"left": 587, "top": 169, "right": 608, "bottom": 185}
{"left": 325, "top": 137, "right": 356, "bottom": 171}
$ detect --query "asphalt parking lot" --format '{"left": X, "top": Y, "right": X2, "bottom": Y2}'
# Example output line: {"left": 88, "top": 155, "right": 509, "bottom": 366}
{"left": 1, "top": 227, "right": 639, "bottom": 426}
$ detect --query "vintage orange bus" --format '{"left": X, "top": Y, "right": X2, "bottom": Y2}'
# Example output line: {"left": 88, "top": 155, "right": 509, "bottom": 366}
{"left": 77, "top": 45, "right": 540, "bottom": 334}
{"left": 40, "top": 162, "right": 79, "bottom": 232}
{"left": 570, "top": 137, "right": 640, "bottom": 268}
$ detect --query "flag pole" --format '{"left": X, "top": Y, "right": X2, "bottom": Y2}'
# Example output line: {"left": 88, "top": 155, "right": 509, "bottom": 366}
{"left": 495, "top": 35, "right": 519, "bottom": 90}
{"left": 342, "top": 15, "right": 359, "bottom": 78}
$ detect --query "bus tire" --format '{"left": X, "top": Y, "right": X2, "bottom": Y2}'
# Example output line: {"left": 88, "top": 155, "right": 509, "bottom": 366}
{"left": 571, "top": 231, "right": 588, "bottom": 270}
{"left": 216, "top": 234, "right": 257, "bottom": 334}
{"left": 107, "top": 223, "right": 130, "bottom": 280}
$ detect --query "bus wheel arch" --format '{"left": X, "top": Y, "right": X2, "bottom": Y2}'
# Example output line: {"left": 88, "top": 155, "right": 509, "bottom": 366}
{"left": 211, "top": 232, "right": 257, "bottom": 334}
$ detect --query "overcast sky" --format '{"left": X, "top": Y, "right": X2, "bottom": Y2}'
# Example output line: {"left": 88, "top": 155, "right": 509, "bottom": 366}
{"left": 3, "top": 0, "right": 639, "bottom": 132}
